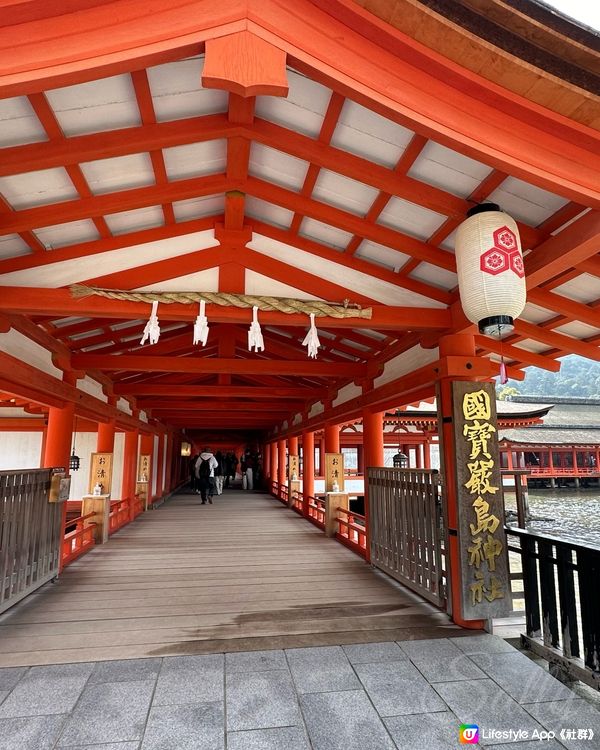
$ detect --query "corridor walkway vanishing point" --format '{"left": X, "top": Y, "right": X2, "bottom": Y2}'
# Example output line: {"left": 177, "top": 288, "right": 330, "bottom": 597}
{"left": 0, "top": 489, "right": 465, "bottom": 668}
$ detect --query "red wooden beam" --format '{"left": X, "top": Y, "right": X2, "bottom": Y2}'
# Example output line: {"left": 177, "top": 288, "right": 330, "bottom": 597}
{"left": 70, "top": 354, "right": 369, "bottom": 377}
{"left": 0, "top": 287, "right": 452, "bottom": 330}
{"left": 114, "top": 384, "right": 318, "bottom": 398}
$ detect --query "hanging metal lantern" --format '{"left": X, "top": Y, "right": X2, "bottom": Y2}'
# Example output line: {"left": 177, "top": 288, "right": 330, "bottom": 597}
{"left": 393, "top": 450, "right": 408, "bottom": 469}
{"left": 455, "top": 203, "right": 526, "bottom": 337}
{"left": 69, "top": 450, "right": 80, "bottom": 472}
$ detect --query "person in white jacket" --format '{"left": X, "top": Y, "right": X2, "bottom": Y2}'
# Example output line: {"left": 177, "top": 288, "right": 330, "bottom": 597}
{"left": 194, "top": 449, "right": 218, "bottom": 504}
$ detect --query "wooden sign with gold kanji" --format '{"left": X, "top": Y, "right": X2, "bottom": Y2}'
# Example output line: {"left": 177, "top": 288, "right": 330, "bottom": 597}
{"left": 325, "top": 453, "right": 344, "bottom": 492}
{"left": 137, "top": 454, "right": 151, "bottom": 483}
{"left": 288, "top": 455, "right": 300, "bottom": 482}
{"left": 88, "top": 452, "right": 113, "bottom": 495}
{"left": 451, "top": 381, "right": 510, "bottom": 619}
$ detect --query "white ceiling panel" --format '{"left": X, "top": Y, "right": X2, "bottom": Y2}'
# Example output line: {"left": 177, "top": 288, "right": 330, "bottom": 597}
{"left": 299, "top": 218, "right": 353, "bottom": 249}
{"left": 104, "top": 205, "right": 164, "bottom": 235}
{"left": 147, "top": 57, "right": 228, "bottom": 121}
{"left": 312, "top": 170, "right": 378, "bottom": 216}
{"left": 409, "top": 262, "right": 457, "bottom": 291}
{"left": 440, "top": 228, "right": 457, "bottom": 253}
{"left": 163, "top": 140, "right": 226, "bottom": 180}
{"left": 520, "top": 302, "right": 555, "bottom": 324}
{"left": 488, "top": 176, "right": 568, "bottom": 226}
{"left": 553, "top": 274, "right": 599, "bottom": 304}
{"left": 331, "top": 100, "right": 413, "bottom": 168}
{"left": 246, "top": 197, "right": 293, "bottom": 229}
{"left": 255, "top": 70, "right": 331, "bottom": 137}
{"left": 46, "top": 74, "right": 140, "bottom": 136}
{"left": 375, "top": 344, "right": 438, "bottom": 388}
{"left": 0, "top": 234, "right": 30, "bottom": 260}
{"left": 0, "top": 96, "right": 46, "bottom": 147}
{"left": 0, "top": 230, "right": 216, "bottom": 287}
{"left": 512, "top": 339, "right": 551, "bottom": 354}
{"left": 136, "top": 268, "right": 219, "bottom": 292}
{"left": 245, "top": 270, "right": 316, "bottom": 300}
{"left": 249, "top": 233, "right": 444, "bottom": 307}
{"left": 33, "top": 219, "right": 100, "bottom": 250}
{"left": 0, "top": 167, "right": 77, "bottom": 209}
{"left": 354, "top": 239, "right": 410, "bottom": 271}
{"left": 378, "top": 196, "right": 446, "bottom": 240}
{"left": 408, "top": 141, "right": 493, "bottom": 198}
{"left": 173, "top": 194, "right": 225, "bottom": 221}
{"left": 554, "top": 321, "right": 600, "bottom": 339}
{"left": 80, "top": 153, "right": 155, "bottom": 195}
{"left": 249, "top": 144, "right": 308, "bottom": 190}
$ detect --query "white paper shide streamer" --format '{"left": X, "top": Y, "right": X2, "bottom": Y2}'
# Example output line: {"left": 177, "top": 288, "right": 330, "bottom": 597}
{"left": 302, "top": 313, "right": 320, "bottom": 359}
{"left": 140, "top": 300, "right": 161, "bottom": 345}
{"left": 248, "top": 306, "right": 264, "bottom": 352}
{"left": 193, "top": 299, "right": 210, "bottom": 346}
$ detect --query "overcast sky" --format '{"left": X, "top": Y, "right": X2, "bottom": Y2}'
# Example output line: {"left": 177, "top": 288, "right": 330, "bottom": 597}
{"left": 543, "top": 0, "right": 600, "bottom": 31}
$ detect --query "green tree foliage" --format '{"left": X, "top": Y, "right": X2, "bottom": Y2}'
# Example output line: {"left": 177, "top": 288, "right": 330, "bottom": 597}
{"left": 498, "top": 386, "right": 520, "bottom": 401}
{"left": 497, "top": 355, "right": 600, "bottom": 398}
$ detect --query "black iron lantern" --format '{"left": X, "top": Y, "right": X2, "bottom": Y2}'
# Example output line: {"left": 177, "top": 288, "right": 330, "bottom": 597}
{"left": 393, "top": 450, "right": 408, "bottom": 469}
{"left": 69, "top": 416, "right": 80, "bottom": 472}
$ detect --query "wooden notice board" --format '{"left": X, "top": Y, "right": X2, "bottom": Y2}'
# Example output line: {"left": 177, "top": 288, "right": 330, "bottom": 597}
{"left": 138, "top": 454, "right": 151, "bottom": 483}
{"left": 288, "top": 455, "right": 299, "bottom": 482}
{"left": 451, "top": 381, "right": 510, "bottom": 620}
{"left": 88, "top": 452, "right": 113, "bottom": 495}
{"left": 325, "top": 453, "right": 344, "bottom": 492}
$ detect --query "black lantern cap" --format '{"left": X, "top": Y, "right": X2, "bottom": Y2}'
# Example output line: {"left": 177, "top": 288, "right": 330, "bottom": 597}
{"left": 466, "top": 202, "right": 500, "bottom": 218}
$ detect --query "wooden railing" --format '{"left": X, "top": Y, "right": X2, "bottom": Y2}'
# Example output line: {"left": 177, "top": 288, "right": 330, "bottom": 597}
{"left": 307, "top": 495, "right": 325, "bottom": 529}
{"left": 505, "top": 526, "right": 600, "bottom": 690}
{"left": 62, "top": 512, "right": 96, "bottom": 566}
{"left": 291, "top": 489, "right": 304, "bottom": 514}
{"left": 109, "top": 498, "right": 131, "bottom": 533}
{"left": 336, "top": 507, "right": 367, "bottom": 557}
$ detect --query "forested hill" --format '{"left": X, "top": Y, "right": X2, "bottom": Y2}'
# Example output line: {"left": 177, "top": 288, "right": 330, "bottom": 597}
{"left": 498, "top": 355, "right": 600, "bottom": 399}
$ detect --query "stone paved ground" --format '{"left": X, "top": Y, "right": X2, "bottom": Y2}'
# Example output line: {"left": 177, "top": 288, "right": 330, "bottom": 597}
{"left": 0, "top": 634, "right": 598, "bottom": 749}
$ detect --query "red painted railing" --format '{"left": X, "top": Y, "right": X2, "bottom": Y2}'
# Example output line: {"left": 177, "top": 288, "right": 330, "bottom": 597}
{"left": 62, "top": 512, "right": 96, "bottom": 566}
{"left": 528, "top": 467, "right": 600, "bottom": 476}
{"left": 307, "top": 495, "right": 325, "bottom": 529}
{"left": 336, "top": 507, "right": 367, "bottom": 557}
{"left": 291, "top": 489, "right": 304, "bottom": 514}
{"left": 109, "top": 498, "right": 131, "bottom": 533}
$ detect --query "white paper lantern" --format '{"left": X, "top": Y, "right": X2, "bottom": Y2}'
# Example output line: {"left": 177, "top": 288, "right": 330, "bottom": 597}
{"left": 455, "top": 203, "right": 526, "bottom": 337}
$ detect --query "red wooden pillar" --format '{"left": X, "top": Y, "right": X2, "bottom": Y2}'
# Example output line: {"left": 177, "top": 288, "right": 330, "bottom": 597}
{"left": 43, "top": 400, "right": 75, "bottom": 574}
{"left": 302, "top": 430, "right": 314, "bottom": 515}
{"left": 264, "top": 441, "right": 271, "bottom": 481}
{"left": 357, "top": 444, "right": 365, "bottom": 475}
{"left": 318, "top": 437, "right": 325, "bottom": 476}
{"left": 270, "top": 441, "right": 278, "bottom": 489}
{"left": 362, "top": 408, "right": 383, "bottom": 563}
{"left": 436, "top": 334, "right": 486, "bottom": 630}
{"left": 97, "top": 419, "right": 115, "bottom": 453}
{"left": 164, "top": 431, "right": 174, "bottom": 492}
{"left": 122, "top": 428, "right": 139, "bottom": 520}
{"left": 324, "top": 423, "right": 340, "bottom": 454}
{"left": 155, "top": 432, "right": 165, "bottom": 500}
{"left": 289, "top": 435, "right": 299, "bottom": 455}
{"left": 277, "top": 439, "right": 286, "bottom": 489}
{"left": 424, "top": 439, "right": 431, "bottom": 469}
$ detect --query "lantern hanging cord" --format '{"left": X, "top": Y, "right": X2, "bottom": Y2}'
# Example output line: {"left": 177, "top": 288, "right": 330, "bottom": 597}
{"left": 70, "top": 285, "right": 372, "bottom": 320}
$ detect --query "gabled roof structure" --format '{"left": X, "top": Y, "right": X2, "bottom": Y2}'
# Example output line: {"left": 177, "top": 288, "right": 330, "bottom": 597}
{"left": 0, "top": 0, "right": 599, "bottom": 438}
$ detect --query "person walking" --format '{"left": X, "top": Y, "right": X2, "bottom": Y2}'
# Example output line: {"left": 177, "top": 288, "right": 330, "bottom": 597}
{"left": 194, "top": 448, "right": 218, "bottom": 504}
{"left": 214, "top": 451, "right": 224, "bottom": 495}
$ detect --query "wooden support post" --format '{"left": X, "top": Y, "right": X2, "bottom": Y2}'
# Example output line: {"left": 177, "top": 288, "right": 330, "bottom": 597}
{"left": 289, "top": 436, "right": 299, "bottom": 454}
{"left": 164, "top": 431, "right": 173, "bottom": 492}
{"left": 325, "top": 492, "right": 348, "bottom": 537}
{"left": 155, "top": 432, "right": 165, "bottom": 501}
{"left": 270, "top": 441, "right": 278, "bottom": 489}
{"left": 436, "top": 334, "right": 487, "bottom": 630}
{"left": 97, "top": 419, "right": 115, "bottom": 453}
{"left": 122, "top": 428, "right": 139, "bottom": 521}
{"left": 43, "top": 400, "right": 75, "bottom": 574}
{"left": 324, "top": 423, "right": 340, "bottom": 454}
{"left": 363, "top": 408, "right": 383, "bottom": 564}
{"left": 81, "top": 494, "right": 111, "bottom": 544}
{"left": 277, "top": 439, "right": 286, "bottom": 489}
{"left": 357, "top": 444, "right": 364, "bottom": 475}
{"left": 264, "top": 441, "right": 271, "bottom": 481}
{"left": 424, "top": 439, "right": 431, "bottom": 469}
{"left": 318, "top": 438, "right": 325, "bottom": 477}
{"left": 302, "top": 430, "right": 314, "bottom": 517}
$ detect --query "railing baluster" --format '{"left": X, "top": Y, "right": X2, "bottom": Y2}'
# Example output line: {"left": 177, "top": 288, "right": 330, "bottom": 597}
{"left": 520, "top": 535, "right": 542, "bottom": 639}
{"left": 538, "top": 539, "right": 560, "bottom": 648}
{"left": 556, "top": 544, "right": 580, "bottom": 658}
{"left": 577, "top": 548, "right": 600, "bottom": 673}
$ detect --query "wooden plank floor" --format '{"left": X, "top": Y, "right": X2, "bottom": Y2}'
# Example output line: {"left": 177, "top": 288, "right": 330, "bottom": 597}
{"left": 0, "top": 488, "right": 468, "bottom": 667}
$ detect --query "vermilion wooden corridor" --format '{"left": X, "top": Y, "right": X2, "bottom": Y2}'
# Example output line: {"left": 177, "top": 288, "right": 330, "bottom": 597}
{"left": 0, "top": 489, "right": 468, "bottom": 668}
